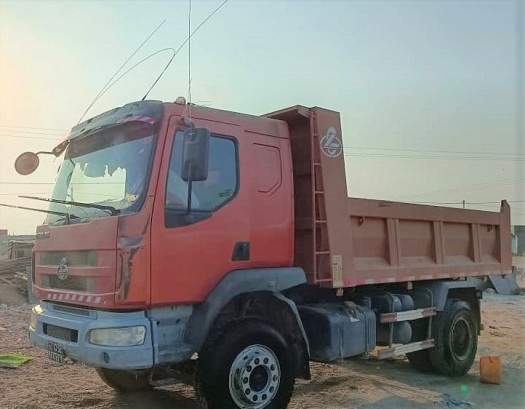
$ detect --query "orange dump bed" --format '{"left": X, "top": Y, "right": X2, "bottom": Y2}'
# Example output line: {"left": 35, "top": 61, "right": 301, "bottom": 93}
{"left": 266, "top": 105, "right": 512, "bottom": 288}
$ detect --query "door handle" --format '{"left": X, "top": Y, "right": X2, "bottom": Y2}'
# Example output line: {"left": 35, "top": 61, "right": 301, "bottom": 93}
{"left": 232, "top": 242, "right": 250, "bottom": 261}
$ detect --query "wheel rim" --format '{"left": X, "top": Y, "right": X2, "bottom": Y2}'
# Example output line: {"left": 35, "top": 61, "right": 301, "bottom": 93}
{"left": 450, "top": 317, "right": 472, "bottom": 361}
{"left": 228, "top": 344, "right": 281, "bottom": 409}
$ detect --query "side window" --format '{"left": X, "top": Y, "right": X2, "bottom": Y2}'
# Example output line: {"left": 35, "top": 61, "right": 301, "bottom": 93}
{"left": 166, "top": 131, "right": 238, "bottom": 211}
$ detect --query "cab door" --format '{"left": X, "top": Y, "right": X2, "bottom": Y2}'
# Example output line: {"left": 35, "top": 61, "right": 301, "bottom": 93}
{"left": 150, "top": 116, "right": 250, "bottom": 305}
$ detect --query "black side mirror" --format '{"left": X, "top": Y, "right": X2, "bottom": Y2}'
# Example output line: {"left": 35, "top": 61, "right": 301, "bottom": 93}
{"left": 181, "top": 127, "right": 210, "bottom": 182}
{"left": 15, "top": 152, "right": 40, "bottom": 175}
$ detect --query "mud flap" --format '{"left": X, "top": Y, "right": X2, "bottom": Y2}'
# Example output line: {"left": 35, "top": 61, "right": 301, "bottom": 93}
{"left": 488, "top": 274, "right": 521, "bottom": 295}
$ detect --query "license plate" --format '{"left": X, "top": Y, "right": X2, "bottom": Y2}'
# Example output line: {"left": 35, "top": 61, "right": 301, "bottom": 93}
{"left": 48, "top": 341, "right": 65, "bottom": 363}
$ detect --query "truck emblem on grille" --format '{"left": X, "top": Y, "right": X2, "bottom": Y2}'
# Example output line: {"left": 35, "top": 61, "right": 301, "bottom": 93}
{"left": 57, "top": 257, "right": 69, "bottom": 280}
{"left": 320, "top": 127, "right": 342, "bottom": 158}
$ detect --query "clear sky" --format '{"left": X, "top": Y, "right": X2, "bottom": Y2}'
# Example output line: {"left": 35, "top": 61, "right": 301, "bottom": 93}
{"left": 0, "top": 0, "right": 524, "bottom": 234}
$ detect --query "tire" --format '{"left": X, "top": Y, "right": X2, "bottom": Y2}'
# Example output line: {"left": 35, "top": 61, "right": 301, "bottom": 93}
{"left": 406, "top": 318, "right": 432, "bottom": 372}
{"left": 196, "top": 320, "right": 294, "bottom": 409}
{"left": 428, "top": 299, "right": 478, "bottom": 376}
{"left": 95, "top": 367, "right": 152, "bottom": 392}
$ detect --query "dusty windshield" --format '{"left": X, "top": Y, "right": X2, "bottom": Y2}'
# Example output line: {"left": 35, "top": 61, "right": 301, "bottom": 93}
{"left": 47, "top": 122, "right": 157, "bottom": 225}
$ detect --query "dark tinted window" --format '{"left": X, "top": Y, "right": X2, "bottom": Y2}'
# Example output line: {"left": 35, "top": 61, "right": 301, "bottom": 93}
{"left": 166, "top": 131, "right": 237, "bottom": 211}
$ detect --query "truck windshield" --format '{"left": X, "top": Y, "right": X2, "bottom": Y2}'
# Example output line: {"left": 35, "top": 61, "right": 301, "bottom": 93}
{"left": 47, "top": 121, "right": 157, "bottom": 225}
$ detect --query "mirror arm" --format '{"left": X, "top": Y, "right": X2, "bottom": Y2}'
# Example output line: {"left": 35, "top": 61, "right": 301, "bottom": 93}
{"left": 186, "top": 163, "right": 193, "bottom": 214}
{"left": 35, "top": 151, "right": 57, "bottom": 157}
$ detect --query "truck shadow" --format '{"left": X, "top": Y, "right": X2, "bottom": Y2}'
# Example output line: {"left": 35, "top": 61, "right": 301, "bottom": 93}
{"left": 293, "top": 358, "right": 525, "bottom": 409}
{"left": 112, "top": 388, "right": 199, "bottom": 409}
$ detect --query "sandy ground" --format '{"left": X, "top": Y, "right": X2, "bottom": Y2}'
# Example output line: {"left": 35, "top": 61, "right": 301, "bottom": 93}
{"left": 1, "top": 259, "right": 524, "bottom": 409}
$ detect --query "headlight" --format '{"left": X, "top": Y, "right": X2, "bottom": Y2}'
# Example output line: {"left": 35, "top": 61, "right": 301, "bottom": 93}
{"left": 89, "top": 326, "right": 146, "bottom": 346}
{"left": 30, "top": 305, "right": 43, "bottom": 330}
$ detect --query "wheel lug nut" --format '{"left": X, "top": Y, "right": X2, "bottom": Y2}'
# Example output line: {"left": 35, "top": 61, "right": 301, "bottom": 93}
{"left": 254, "top": 358, "right": 260, "bottom": 365}
{"left": 270, "top": 364, "right": 275, "bottom": 371}
{"left": 262, "top": 394, "right": 267, "bottom": 400}
{"left": 246, "top": 366, "right": 252, "bottom": 372}
{"left": 263, "top": 358, "right": 269, "bottom": 364}
{"left": 245, "top": 388, "right": 250, "bottom": 395}
{"left": 243, "top": 377, "right": 248, "bottom": 384}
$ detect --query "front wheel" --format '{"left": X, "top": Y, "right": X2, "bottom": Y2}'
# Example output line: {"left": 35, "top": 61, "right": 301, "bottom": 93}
{"left": 428, "top": 299, "right": 478, "bottom": 376}
{"left": 196, "top": 320, "right": 294, "bottom": 409}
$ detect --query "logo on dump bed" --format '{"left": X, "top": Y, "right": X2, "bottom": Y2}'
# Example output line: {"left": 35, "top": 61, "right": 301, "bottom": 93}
{"left": 320, "top": 127, "right": 342, "bottom": 157}
{"left": 57, "top": 257, "right": 69, "bottom": 280}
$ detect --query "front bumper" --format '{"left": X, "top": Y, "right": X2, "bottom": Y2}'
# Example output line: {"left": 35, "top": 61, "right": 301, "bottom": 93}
{"left": 29, "top": 302, "right": 154, "bottom": 369}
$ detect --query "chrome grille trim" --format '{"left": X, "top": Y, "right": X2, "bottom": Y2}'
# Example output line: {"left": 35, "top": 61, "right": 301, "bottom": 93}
{"left": 40, "top": 251, "right": 97, "bottom": 266}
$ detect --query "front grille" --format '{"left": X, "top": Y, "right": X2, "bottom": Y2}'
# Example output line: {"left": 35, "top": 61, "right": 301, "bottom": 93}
{"left": 53, "top": 305, "right": 91, "bottom": 317}
{"left": 40, "top": 251, "right": 97, "bottom": 266}
{"left": 44, "top": 324, "right": 78, "bottom": 342}
{"left": 41, "top": 275, "right": 94, "bottom": 292}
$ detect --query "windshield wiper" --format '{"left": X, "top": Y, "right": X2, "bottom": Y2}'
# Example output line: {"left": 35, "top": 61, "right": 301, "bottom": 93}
{"left": 20, "top": 195, "right": 120, "bottom": 216}
{"left": 0, "top": 203, "right": 74, "bottom": 224}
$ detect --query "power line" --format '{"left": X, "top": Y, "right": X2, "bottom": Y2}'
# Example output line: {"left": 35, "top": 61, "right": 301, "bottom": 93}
{"left": 401, "top": 177, "right": 525, "bottom": 200}
{"left": 0, "top": 182, "right": 55, "bottom": 185}
{"left": 0, "top": 193, "right": 49, "bottom": 196}
{"left": 0, "top": 125, "right": 68, "bottom": 132}
{"left": 344, "top": 153, "right": 525, "bottom": 161}
{"left": 344, "top": 146, "right": 525, "bottom": 157}
{"left": 0, "top": 128, "right": 65, "bottom": 136}
{"left": 0, "top": 134, "right": 62, "bottom": 141}
{"left": 410, "top": 200, "right": 525, "bottom": 205}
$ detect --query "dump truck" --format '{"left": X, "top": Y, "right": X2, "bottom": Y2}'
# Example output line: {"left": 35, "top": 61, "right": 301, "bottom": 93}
{"left": 16, "top": 100, "right": 511, "bottom": 409}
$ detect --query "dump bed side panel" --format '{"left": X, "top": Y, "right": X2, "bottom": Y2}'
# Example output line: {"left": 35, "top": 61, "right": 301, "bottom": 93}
{"left": 346, "top": 198, "right": 512, "bottom": 286}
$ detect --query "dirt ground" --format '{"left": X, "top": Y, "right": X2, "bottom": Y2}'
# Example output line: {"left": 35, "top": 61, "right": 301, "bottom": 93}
{"left": 1, "top": 259, "right": 524, "bottom": 409}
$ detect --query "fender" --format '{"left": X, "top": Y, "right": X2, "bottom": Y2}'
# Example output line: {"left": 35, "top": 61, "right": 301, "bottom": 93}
{"left": 414, "top": 277, "right": 483, "bottom": 311}
{"left": 186, "top": 267, "right": 306, "bottom": 350}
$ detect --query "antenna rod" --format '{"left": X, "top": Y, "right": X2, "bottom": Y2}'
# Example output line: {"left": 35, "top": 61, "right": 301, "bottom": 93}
{"left": 188, "top": 0, "right": 192, "bottom": 106}
{"left": 84, "top": 0, "right": 230, "bottom": 105}
{"left": 141, "top": 0, "right": 230, "bottom": 100}
{"left": 77, "top": 19, "right": 166, "bottom": 124}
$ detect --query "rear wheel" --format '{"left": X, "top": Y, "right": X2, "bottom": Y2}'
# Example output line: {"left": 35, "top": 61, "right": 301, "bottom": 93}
{"left": 428, "top": 299, "right": 478, "bottom": 376}
{"left": 196, "top": 320, "right": 294, "bottom": 409}
{"left": 95, "top": 368, "right": 152, "bottom": 392}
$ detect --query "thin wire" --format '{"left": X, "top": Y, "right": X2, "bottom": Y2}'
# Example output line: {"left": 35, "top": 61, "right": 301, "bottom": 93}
{"left": 0, "top": 128, "right": 64, "bottom": 136}
{"left": 398, "top": 177, "right": 525, "bottom": 201}
{"left": 0, "top": 182, "right": 55, "bottom": 185}
{"left": 94, "top": 48, "right": 176, "bottom": 103}
{"left": 142, "top": 0, "right": 230, "bottom": 100}
{"left": 0, "top": 134, "right": 62, "bottom": 141}
{"left": 77, "top": 19, "right": 166, "bottom": 124}
{"left": 0, "top": 125, "right": 68, "bottom": 132}
{"left": 409, "top": 200, "right": 525, "bottom": 205}
{"left": 0, "top": 193, "right": 50, "bottom": 196}
{"left": 344, "top": 146, "right": 525, "bottom": 157}
{"left": 188, "top": 0, "right": 192, "bottom": 118}
{"left": 344, "top": 153, "right": 525, "bottom": 161}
